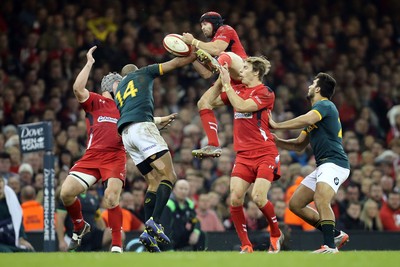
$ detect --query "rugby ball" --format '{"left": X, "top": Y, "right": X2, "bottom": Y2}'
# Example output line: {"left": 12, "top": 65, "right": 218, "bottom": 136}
{"left": 163, "top": 34, "right": 191, "bottom": 57}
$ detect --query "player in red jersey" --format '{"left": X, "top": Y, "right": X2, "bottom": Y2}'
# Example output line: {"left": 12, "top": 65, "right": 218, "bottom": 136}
{"left": 59, "top": 46, "right": 175, "bottom": 253}
{"left": 182, "top": 12, "right": 247, "bottom": 158}
{"left": 216, "top": 57, "right": 284, "bottom": 253}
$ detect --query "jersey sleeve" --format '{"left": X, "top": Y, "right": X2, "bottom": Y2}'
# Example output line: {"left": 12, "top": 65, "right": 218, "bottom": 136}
{"left": 142, "top": 64, "right": 163, "bottom": 77}
{"left": 312, "top": 101, "right": 330, "bottom": 120}
{"left": 250, "top": 86, "right": 275, "bottom": 111}
{"left": 80, "top": 92, "right": 99, "bottom": 112}
{"left": 213, "top": 26, "right": 233, "bottom": 44}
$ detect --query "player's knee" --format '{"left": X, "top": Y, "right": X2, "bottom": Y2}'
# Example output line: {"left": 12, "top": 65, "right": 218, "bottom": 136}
{"left": 60, "top": 186, "right": 74, "bottom": 204}
{"left": 103, "top": 189, "right": 119, "bottom": 208}
{"left": 230, "top": 191, "right": 244, "bottom": 206}
{"left": 251, "top": 193, "right": 266, "bottom": 208}
{"left": 197, "top": 96, "right": 209, "bottom": 110}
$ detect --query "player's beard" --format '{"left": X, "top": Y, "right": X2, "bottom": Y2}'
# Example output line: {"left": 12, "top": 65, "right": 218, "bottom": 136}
{"left": 307, "top": 91, "right": 314, "bottom": 101}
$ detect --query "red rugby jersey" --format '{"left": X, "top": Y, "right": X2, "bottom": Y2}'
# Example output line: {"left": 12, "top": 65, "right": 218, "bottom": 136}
{"left": 212, "top": 25, "right": 247, "bottom": 59}
{"left": 80, "top": 92, "right": 124, "bottom": 152}
{"left": 229, "top": 84, "right": 277, "bottom": 154}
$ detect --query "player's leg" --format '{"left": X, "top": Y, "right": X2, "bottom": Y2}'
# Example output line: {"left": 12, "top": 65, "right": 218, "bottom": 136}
{"left": 103, "top": 178, "right": 124, "bottom": 252}
{"left": 145, "top": 151, "right": 177, "bottom": 242}
{"left": 192, "top": 81, "right": 225, "bottom": 158}
{"left": 122, "top": 122, "right": 169, "bottom": 251}
{"left": 252, "top": 155, "right": 283, "bottom": 253}
{"left": 311, "top": 163, "right": 350, "bottom": 253}
{"left": 229, "top": 164, "right": 253, "bottom": 253}
{"left": 142, "top": 170, "right": 160, "bottom": 221}
{"left": 60, "top": 170, "right": 96, "bottom": 251}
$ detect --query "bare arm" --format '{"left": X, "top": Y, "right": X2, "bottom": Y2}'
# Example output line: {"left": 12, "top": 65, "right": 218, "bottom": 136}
{"left": 269, "top": 110, "right": 321, "bottom": 130}
{"left": 72, "top": 46, "right": 97, "bottom": 103}
{"left": 182, "top": 33, "right": 227, "bottom": 56}
{"left": 219, "top": 64, "right": 259, "bottom": 112}
{"left": 273, "top": 131, "right": 310, "bottom": 152}
{"left": 160, "top": 52, "right": 197, "bottom": 74}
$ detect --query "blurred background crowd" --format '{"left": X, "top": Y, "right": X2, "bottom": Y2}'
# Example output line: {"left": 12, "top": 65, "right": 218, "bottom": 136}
{"left": 1, "top": 0, "right": 400, "bottom": 247}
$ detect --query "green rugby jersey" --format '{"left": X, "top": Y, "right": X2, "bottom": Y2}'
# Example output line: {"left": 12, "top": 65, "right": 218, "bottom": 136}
{"left": 303, "top": 99, "right": 350, "bottom": 169}
{"left": 115, "top": 64, "right": 162, "bottom": 134}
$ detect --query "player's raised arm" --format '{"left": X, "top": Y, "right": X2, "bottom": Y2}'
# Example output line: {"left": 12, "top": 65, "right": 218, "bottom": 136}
{"left": 73, "top": 46, "right": 97, "bottom": 103}
{"left": 160, "top": 51, "right": 197, "bottom": 74}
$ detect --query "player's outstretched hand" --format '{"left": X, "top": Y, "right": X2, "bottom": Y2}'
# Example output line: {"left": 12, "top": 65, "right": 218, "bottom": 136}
{"left": 157, "top": 113, "right": 178, "bottom": 131}
{"left": 182, "top": 33, "right": 194, "bottom": 45}
{"left": 86, "top": 46, "right": 97, "bottom": 64}
{"left": 219, "top": 63, "right": 231, "bottom": 85}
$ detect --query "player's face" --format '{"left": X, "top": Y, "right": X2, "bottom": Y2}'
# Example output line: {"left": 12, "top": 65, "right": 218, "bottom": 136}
{"left": 239, "top": 62, "right": 254, "bottom": 86}
{"left": 201, "top": 21, "right": 213, "bottom": 38}
{"left": 307, "top": 78, "right": 318, "bottom": 100}
{"left": 112, "top": 80, "right": 120, "bottom": 95}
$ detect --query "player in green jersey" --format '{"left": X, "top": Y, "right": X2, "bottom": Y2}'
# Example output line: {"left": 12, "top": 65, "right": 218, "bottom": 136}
{"left": 112, "top": 52, "right": 196, "bottom": 252}
{"left": 269, "top": 73, "right": 350, "bottom": 254}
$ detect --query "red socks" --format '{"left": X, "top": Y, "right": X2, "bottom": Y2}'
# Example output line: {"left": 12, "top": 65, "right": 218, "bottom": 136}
{"left": 199, "top": 109, "right": 219, "bottom": 147}
{"left": 65, "top": 198, "right": 84, "bottom": 232}
{"left": 259, "top": 201, "right": 280, "bottom": 237}
{"left": 230, "top": 205, "right": 252, "bottom": 246}
{"left": 108, "top": 205, "right": 123, "bottom": 247}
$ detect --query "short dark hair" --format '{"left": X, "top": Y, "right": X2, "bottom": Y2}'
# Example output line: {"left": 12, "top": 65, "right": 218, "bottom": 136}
{"left": 315, "top": 72, "right": 336, "bottom": 99}
{"left": 121, "top": 64, "right": 138, "bottom": 76}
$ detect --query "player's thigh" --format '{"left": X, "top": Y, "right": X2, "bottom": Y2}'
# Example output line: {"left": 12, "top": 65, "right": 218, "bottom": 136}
{"left": 61, "top": 175, "right": 87, "bottom": 197}
{"left": 290, "top": 184, "right": 315, "bottom": 209}
{"left": 230, "top": 175, "right": 251, "bottom": 202}
{"left": 150, "top": 151, "right": 176, "bottom": 180}
{"left": 252, "top": 178, "right": 271, "bottom": 200}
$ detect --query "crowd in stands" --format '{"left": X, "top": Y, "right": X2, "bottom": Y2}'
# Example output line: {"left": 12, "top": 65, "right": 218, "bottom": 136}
{"left": 0, "top": 0, "right": 400, "bottom": 250}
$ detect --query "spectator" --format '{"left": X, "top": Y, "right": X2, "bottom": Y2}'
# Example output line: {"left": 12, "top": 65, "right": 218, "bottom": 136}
{"left": 131, "top": 188, "right": 145, "bottom": 222}
{"left": 337, "top": 202, "right": 365, "bottom": 230}
{"left": 196, "top": 193, "right": 225, "bottom": 232}
{"left": 368, "top": 182, "right": 385, "bottom": 208}
{"left": 0, "top": 152, "right": 15, "bottom": 180}
{"left": 245, "top": 201, "right": 268, "bottom": 231}
{"left": 379, "top": 190, "right": 400, "bottom": 231}
{"left": 160, "top": 179, "right": 206, "bottom": 251}
{"left": 18, "top": 163, "right": 34, "bottom": 186}
{"left": 360, "top": 199, "right": 383, "bottom": 231}
{"left": 20, "top": 185, "right": 44, "bottom": 232}
{"left": 0, "top": 176, "right": 34, "bottom": 252}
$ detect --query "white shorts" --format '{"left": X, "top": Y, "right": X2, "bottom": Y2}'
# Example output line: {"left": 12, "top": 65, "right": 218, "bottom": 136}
{"left": 301, "top": 162, "right": 350, "bottom": 193}
{"left": 122, "top": 121, "right": 168, "bottom": 165}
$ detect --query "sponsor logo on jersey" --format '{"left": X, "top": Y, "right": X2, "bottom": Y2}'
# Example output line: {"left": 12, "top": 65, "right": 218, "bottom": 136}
{"left": 98, "top": 116, "right": 118, "bottom": 123}
{"left": 306, "top": 124, "right": 318, "bottom": 133}
{"left": 334, "top": 177, "right": 339, "bottom": 185}
{"left": 234, "top": 112, "right": 252, "bottom": 119}
{"left": 143, "top": 144, "right": 156, "bottom": 152}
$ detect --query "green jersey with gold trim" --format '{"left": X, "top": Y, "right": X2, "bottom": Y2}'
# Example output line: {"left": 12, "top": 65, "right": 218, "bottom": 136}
{"left": 304, "top": 99, "right": 349, "bottom": 169}
{"left": 115, "top": 64, "right": 163, "bottom": 134}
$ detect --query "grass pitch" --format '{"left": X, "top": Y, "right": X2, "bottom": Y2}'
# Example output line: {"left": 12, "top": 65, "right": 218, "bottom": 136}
{"left": 2, "top": 251, "right": 398, "bottom": 267}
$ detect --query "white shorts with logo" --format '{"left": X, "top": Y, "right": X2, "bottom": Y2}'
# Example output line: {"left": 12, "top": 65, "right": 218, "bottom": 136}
{"left": 122, "top": 122, "right": 168, "bottom": 165}
{"left": 301, "top": 162, "right": 350, "bottom": 193}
